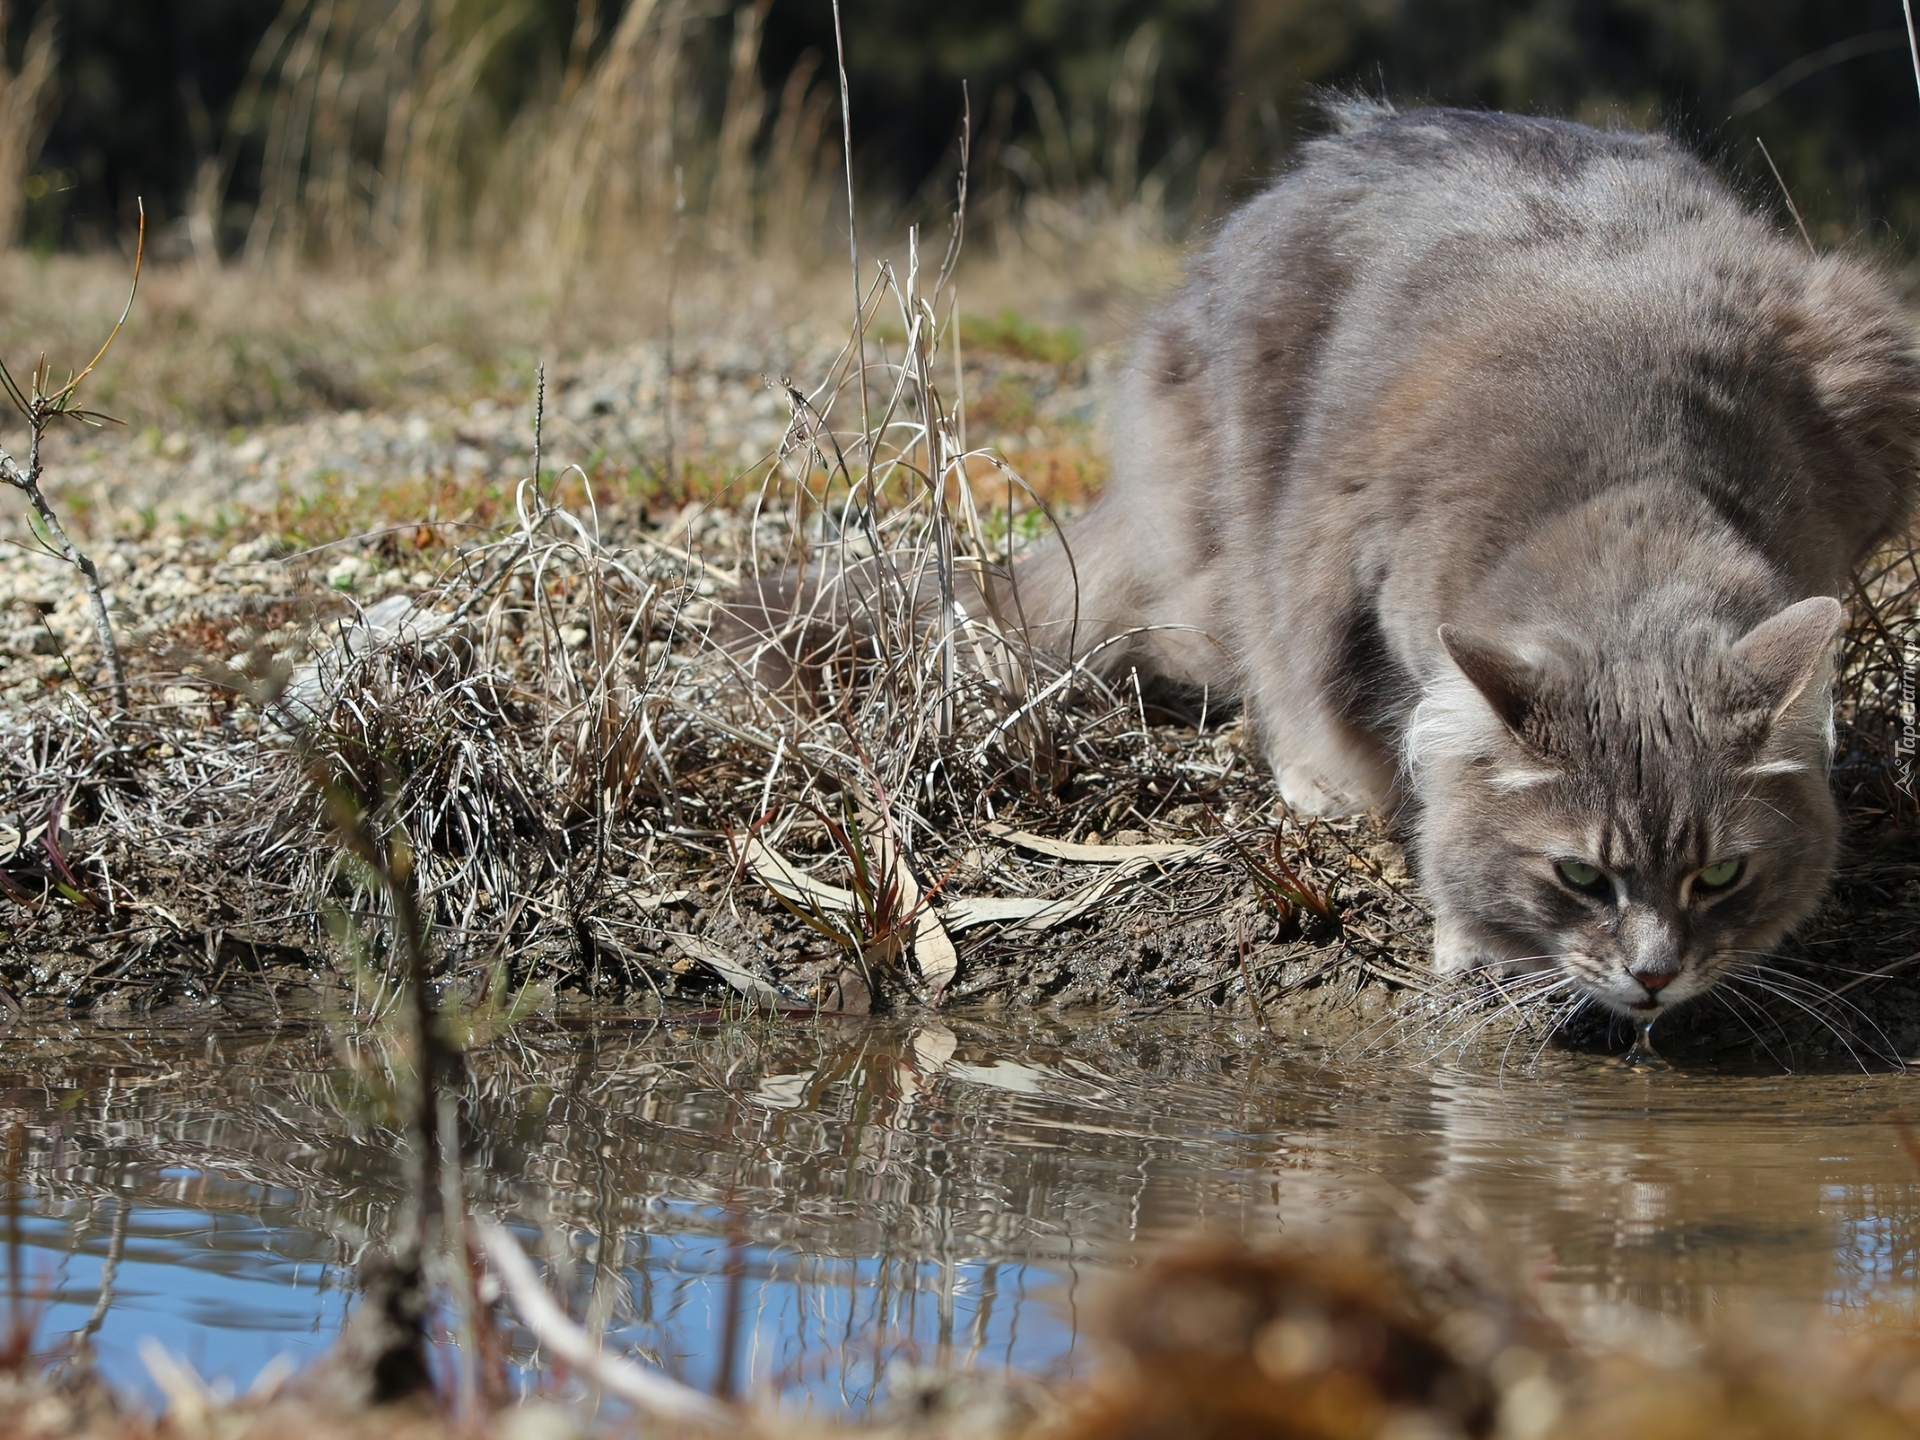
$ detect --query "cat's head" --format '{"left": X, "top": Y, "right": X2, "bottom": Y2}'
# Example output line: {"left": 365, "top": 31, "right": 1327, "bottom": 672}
{"left": 1407, "top": 596, "right": 1845, "bottom": 1015}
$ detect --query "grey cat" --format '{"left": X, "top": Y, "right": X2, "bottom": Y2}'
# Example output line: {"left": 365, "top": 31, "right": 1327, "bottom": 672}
{"left": 1013, "top": 105, "right": 1920, "bottom": 1017}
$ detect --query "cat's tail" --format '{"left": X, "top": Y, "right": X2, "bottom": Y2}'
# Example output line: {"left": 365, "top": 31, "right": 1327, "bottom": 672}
{"left": 999, "top": 514, "right": 1136, "bottom": 676}
{"left": 713, "top": 528, "right": 1133, "bottom": 713}
{"left": 716, "top": 493, "right": 1221, "bottom": 710}
{"left": 714, "top": 550, "right": 1018, "bottom": 704}
{"left": 713, "top": 564, "right": 856, "bottom": 698}
{"left": 1001, "top": 504, "right": 1237, "bottom": 695}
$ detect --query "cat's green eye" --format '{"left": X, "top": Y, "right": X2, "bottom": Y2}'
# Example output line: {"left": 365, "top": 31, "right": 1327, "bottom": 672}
{"left": 1555, "top": 860, "right": 1608, "bottom": 894}
{"left": 1695, "top": 858, "right": 1744, "bottom": 892}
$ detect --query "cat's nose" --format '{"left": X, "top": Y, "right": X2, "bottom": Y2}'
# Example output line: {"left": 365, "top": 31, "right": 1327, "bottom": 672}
{"left": 1633, "top": 970, "right": 1675, "bottom": 994}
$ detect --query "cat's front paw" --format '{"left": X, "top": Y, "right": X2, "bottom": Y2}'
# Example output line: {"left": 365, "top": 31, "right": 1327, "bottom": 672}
{"left": 1277, "top": 767, "right": 1364, "bottom": 818}
{"left": 1431, "top": 914, "right": 1485, "bottom": 975}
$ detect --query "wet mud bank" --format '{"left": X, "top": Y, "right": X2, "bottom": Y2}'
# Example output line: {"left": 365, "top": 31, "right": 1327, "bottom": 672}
{"left": 5, "top": 514, "right": 1918, "bottom": 1071}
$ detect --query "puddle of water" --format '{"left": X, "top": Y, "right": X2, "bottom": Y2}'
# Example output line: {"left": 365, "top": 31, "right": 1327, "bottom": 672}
{"left": 4, "top": 1014, "right": 1920, "bottom": 1412}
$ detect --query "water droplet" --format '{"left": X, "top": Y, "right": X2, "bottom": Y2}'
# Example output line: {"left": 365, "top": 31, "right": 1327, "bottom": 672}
{"left": 1624, "top": 1014, "right": 1669, "bottom": 1071}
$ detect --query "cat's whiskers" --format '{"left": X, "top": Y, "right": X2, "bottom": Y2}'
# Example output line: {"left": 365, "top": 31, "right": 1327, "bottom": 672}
{"left": 1489, "top": 988, "right": 1588, "bottom": 1078}
{"left": 1523, "top": 994, "right": 1591, "bottom": 1073}
{"left": 1740, "top": 758, "right": 1809, "bottom": 778}
{"left": 1414, "top": 961, "right": 1571, "bottom": 1020}
{"left": 1487, "top": 768, "right": 1561, "bottom": 792}
{"left": 1738, "top": 956, "right": 1890, "bottom": 1008}
{"left": 1721, "top": 949, "right": 1909, "bottom": 981}
{"left": 1498, "top": 992, "right": 1571, "bottom": 1075}
{"left": 1719, "top": 983, "right": 1873, "bottom": 1072}
{"left": 1707, "top": 985, "right": 1794, "bottom": 1071}
{"left": 1336, "top": 965, "right": 1573, "bottom": 1060}
{"left": 1457, "top": 953, "right": 1580, "bottom": 983}
{"left": 1738, "top": 961, "right": 1900, "bottom": 1058}
{"left": 1715, "top": 968, "right": 1891, "bottom": 1071}
{"left": 1443, "top": 987, "right": 1571, "bottom": 1046}
{"left": 1336, "top": 998, "right": 1427, "bottom": 1060}
{"left": 1431, "top": 965, "right": 1572, "bottom": 1023}
{"left": 1411, "top": 993, "right": 1533, "bottom": 1062}
{"left": 1430, "top": 966, "right": 1579, "bottom": 1061}
{"left": 1730, "top": 789, "right": 1796, "bottom": 826}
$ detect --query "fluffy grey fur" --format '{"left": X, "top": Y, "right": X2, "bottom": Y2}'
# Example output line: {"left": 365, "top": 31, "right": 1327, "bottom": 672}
{"left": 1015, "top": 106, "right": 1920, "bottom": 1015}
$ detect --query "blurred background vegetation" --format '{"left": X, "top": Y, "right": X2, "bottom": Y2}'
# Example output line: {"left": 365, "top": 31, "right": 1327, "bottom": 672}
{"left": 9, "top": 0, "right": 1920, "bottom": 269}
{"left": 0, "top": 1, "right": 1915, "bottom": 437}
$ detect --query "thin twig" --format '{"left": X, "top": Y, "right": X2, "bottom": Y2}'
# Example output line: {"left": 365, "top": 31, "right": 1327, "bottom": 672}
{"left": 829, "top": 0, "right": 871, "bottom": 471}
{"left": 476, "top": 1219, "right": 732, "bottom": 1424}
{"left": 665, "top": 164, "right": 684, "bottom": 491}
{"left": 0, "top": 205, "right": 146, "bottom": 718}
{"left": 1904, "top": 0, "right": 1920, "bottom": 105}
{"left": 1754, "top": 136, "right": 1814, "bottom": 255}
{"left": 1, "top": 449, "right": 129, "bottom": 716}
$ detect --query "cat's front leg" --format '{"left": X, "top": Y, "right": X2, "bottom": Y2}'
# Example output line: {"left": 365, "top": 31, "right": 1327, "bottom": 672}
{"left": 1246, "top": 637, "right": 1395, "bottom": 819}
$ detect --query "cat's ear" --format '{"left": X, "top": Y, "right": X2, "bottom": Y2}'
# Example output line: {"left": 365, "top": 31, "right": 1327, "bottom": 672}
{"left": 1438, "top": 625, "right": 1539, "bottom": 740}
{"left": 1731, "top": 596, "right": 1844, "bottom": 720}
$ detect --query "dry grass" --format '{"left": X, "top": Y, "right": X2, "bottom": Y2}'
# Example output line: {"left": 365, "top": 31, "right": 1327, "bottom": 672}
{"left": 0, "top": 214, "right": 1338, "bottom": 1016}
{"left": 213, "top": 0, "right": 1191, "bottom": 277}
{"left": 0, "top": 2, "right": 57, "bottom": 251}
{"left": 0, "top": 246, "right": 1139, "bottom": 508}
{"left": 227, "top": 0, "right": 840, "bottom": 274}
{"left": 0, "top": 252, "right": 547, "bottom": 432}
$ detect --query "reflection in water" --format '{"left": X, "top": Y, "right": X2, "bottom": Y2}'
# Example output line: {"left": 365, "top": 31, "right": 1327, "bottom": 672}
{"left": 2, "top": 1014, "right": 1919, "bottom": 1409}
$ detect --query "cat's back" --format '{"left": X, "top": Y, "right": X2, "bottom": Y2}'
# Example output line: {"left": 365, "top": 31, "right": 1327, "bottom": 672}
{"left": 1216, "top": 103, "right": 1720, "bottom": 278}
{"left": 1133, "top": 104, "right": 1916, "bottom": 598}
{"left": 1185, "top": 104, "right": 1759, "bottom": 414}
